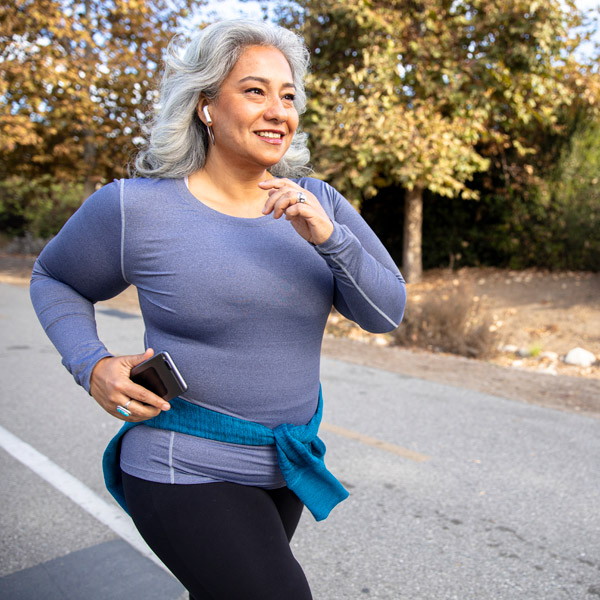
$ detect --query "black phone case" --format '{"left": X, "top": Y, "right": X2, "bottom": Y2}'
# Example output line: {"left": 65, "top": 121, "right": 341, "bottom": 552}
{"left": 130, "top": 352, "right": 188, "bottom": 401}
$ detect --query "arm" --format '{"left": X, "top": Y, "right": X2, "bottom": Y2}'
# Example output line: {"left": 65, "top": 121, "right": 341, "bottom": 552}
{"left": 312, "top": 187, "right": 406, "bottom": 333}
{"left": 30, "top": 181, "right": 169, "bottom": 419}
{"left": 30, "top": 181, "right": 127, "bottom": 389}
{"left": 260, "top": 177, "right": 406, "bottom": 333}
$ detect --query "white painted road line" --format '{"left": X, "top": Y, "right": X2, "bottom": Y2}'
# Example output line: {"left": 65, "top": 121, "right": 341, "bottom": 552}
{"left": 0, "top": 424, "right": 169, "bottom": 573}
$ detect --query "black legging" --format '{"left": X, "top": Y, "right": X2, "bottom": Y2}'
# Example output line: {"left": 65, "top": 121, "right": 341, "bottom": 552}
{"left": 121, "top": 471, "right": 313, "bottom": 600}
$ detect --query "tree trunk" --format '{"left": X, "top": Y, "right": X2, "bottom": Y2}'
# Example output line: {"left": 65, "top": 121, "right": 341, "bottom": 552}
{"left": 402, "top": 186, "right": 423, "bottom": 283}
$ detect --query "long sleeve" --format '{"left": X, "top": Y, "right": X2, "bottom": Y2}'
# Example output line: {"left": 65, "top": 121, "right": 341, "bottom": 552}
{"left": 30, "top": 181, "right": 129, "bottom": 391}
{"left": 301, "top": 179, "right": 406, "bottom": 333}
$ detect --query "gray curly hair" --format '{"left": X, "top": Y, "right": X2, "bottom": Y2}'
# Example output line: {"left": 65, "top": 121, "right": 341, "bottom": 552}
{"left": 134, "top": 19, "right": 311, "bottom": 179}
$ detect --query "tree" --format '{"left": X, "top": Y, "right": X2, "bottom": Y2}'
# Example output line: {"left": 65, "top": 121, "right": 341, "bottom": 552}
{"left": 0, "top": 0, "right": 204, "bottom": 199}
{"left": 275, "top": 0, "right": 595, "bottom": 281}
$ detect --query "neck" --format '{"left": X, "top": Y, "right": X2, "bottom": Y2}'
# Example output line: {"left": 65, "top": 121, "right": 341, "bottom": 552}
{"left": 188, "top": 153, "right": 275, "bottom": 217}
{"left": 209, "top": 150, "right": 275, "bottom": 195}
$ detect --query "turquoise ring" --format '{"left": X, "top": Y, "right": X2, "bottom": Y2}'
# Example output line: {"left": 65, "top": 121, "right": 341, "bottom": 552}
{"left": 116, "top": 405, "right": 131, "bottom": 417}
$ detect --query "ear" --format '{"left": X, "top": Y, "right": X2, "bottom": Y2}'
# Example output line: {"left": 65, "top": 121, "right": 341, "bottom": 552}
{"left": 197, "top": 98, "right": 212, "bottom": 125}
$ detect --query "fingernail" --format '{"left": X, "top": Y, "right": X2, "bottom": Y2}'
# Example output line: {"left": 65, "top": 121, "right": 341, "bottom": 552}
{"left": 162, "top": 403, "right": 170, "bottom": 411}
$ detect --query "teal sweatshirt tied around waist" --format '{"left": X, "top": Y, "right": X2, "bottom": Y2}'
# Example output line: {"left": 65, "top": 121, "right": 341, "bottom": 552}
{"left": 102, "top": 387, "right": 349, "bottom": 521}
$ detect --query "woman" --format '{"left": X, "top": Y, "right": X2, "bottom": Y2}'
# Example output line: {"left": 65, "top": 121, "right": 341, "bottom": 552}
{"left": 30, "top": 19, "right": 406, "bottom": 599}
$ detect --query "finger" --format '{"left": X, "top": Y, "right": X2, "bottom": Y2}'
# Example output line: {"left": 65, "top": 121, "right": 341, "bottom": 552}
{"left": 260, "top": 179, "right": 294, "bottom": 215}
{"left": 281, "top": 201, "right": 307, "bottom": 219}
{"left": 123, "top": 347, "right": 154, "bottom": 371}
{"left": 133, "top": 347, "right": 155, "bottom": 364}
{"left": 266, "top": 189, "right": 307, "bottom": 218}
{"left": 124, "top": 348, "right": 171, "bottom": 410}
{"left": 262, "top": 188, "right": 288, "bottom": 215}
{"left": 115, "top": 397, "right": 162, "bottom": 422}
{"left": 127, "top": 380, "right": 171, "bottom": 410}
{"left": 275, "top": 190, "right": 300, "bottom": 217}
{"left": 258, "top": 178, "right": 289, "bottom": 191}
{"left": 104, "top": 352, "right": 170, "bottom": 411}
{"left": 282, "top": 201, "right": 334, "bottom": 244}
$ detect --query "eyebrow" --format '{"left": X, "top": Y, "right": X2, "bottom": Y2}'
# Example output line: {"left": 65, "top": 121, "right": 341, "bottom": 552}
{"left": 238, "top": 76, "right": 296, "bottom": 89}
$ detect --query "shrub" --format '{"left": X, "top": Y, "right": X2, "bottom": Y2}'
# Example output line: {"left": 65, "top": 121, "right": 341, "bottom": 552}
{"left": 391, "top": 282, "right": 498, "bottom": 359}
{"left": 0, "top": 175, "right": 83, "bottom": 240}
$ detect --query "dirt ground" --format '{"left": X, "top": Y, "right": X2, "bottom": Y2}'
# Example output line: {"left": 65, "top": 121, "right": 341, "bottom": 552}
{"left": 4, "top": 253, "right": 599, "bottom": 417}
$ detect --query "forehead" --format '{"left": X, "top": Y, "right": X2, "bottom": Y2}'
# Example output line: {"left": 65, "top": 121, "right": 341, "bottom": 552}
{"left": 227, "top": 45, "right": 294, "bottom": 84}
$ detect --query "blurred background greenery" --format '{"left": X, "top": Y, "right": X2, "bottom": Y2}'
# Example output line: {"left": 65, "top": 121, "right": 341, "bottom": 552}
{"left": 1, "top": 0, "right": 599, "bottom": 281}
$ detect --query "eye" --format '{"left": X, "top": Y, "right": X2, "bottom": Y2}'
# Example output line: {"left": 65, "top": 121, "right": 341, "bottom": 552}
{"left": 245, "top": 87, "right": 265, "bottom": 96}
{"left": 283, "top": 93, "right": 296, "bottom": 102}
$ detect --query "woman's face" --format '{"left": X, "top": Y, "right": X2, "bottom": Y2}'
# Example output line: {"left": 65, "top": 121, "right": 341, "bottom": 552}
{"left": 203, "top": 45, "right": 299, "bottom": 171}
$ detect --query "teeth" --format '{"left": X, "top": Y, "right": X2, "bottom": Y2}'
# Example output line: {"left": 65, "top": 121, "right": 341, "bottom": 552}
{"left": 256, "top": 131, "right": 283, "bottom": 138}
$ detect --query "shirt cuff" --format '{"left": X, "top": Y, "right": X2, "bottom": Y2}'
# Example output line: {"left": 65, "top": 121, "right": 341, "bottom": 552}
{"left": 312, "top": 222, "right": 345, "bottom": 254}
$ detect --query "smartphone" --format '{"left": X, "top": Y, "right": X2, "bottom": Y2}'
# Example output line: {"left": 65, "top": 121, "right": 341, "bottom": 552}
{"left": 130, "top": 351, "right": 188, "bottom": 401}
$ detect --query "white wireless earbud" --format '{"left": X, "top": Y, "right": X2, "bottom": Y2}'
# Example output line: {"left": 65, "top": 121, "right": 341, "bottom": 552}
{"left": 202, "top": 105, "right": 215, "bottom": 145}
{"left": 202, "top": 105, "right": 212, "bottom": 125}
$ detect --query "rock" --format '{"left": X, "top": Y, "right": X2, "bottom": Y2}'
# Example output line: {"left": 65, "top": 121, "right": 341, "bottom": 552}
{"left": 539, "top": 351, "right": 559, "bottom": 362}
{"left": 500, "top": 344, "right": 518, "bottom": 354}
{"left": 563, "top": 347, "right": 597, "bottom": 367}
{"left": 517, "top": 347, "right": 531, "bottom": 358}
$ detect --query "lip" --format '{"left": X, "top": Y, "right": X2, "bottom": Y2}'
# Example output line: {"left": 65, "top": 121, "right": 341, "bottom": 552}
{"left": 254, "top": 130, "right": 286, "bottom": 145}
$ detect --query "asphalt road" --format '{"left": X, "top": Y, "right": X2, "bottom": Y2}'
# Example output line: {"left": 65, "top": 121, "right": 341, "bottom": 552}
{"left": 1, "top": 281, "right": 599, "bottom": 599}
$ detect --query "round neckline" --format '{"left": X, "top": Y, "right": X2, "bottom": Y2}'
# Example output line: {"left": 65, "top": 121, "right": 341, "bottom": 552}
{"left": 174, "top": 178, "right": 277, "bottom": 226}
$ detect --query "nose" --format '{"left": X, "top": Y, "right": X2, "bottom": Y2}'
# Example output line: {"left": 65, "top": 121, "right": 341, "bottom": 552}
{"left": 263, "top": 95, "right": 287, "bottom": 122}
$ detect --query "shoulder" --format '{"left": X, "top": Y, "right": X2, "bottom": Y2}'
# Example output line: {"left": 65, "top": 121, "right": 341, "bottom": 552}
{"left": 74, "top": 180, "right": 121, "bottom": 219}
{"left": 77, "top": 178, "right": 181, "bottom": 223}
{"left": 119, "top": 177, "right": 177, "bottom": 195}
{"left": 82, "top": 177, "right": 161, "bottom": 206}
{"left": 117, "top": 177, "right": 182, "bottom": 208}
{"left": 293, "top": 176, "right": 339, "bottom": 198}
{"left": 293, "top": 177, "right": 348, "bottom": 214}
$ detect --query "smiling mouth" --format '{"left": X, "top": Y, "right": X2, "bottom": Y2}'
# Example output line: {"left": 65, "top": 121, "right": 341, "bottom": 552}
{"left": 255, "top": 131, "right": 284, "bottom": 139}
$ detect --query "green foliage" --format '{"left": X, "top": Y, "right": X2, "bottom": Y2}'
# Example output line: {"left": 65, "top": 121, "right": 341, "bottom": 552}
{"left": 497, "top": 192, "right": 600, "bottom": 272}
{"left": 540, "top": 119, "right": 600, "bottom": 270}
{"left": 363, "top": 158, "right": 600, "bottom": 273}
{"left": 454, "top": 118, "right": 600, "bottom": 272}
{"left": 553, "top": 117, "right": 600, "bottom": 206}
{"left": 276, "top": 0, "right": 588, "bottom": 204}
{"left": 272, "top": 0, "right": 599, "bottom": 277}
{"left": 283, "top": 0, "right": 491, "bottom": 204}
{"left": 0, "top": 176, "right": 83, "bottom": 239}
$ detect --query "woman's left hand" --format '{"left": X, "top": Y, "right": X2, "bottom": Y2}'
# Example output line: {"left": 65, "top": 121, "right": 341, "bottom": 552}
{"left": 260, "top": 178, "right": 334, "bottom": 245}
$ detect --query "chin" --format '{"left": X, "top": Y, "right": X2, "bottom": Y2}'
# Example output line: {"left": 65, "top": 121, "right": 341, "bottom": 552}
{"left": 255, "top": 154, "right": 285, "bottom": 169}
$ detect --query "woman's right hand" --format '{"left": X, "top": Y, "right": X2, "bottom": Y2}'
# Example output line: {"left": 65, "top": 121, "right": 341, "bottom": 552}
{"left": 89, "top": 348, "right": 171, "bottom": 421}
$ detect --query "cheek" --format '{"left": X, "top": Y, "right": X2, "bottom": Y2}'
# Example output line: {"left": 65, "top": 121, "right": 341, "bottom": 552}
{"left": 288, "top": 112, "right": 299, "bottom": 135}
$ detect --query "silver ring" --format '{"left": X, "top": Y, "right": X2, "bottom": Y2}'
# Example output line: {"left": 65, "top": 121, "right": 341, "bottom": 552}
{"left": 124, "top": 399, "right": 132, "bottom": 409}
{"left": 116, "top": 405, "right": 131, "bottom": 417}
{"left": 297, "top": 192, "right": 307, "bottom": 204}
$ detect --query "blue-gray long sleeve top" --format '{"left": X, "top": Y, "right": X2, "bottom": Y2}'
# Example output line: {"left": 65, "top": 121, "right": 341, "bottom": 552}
{"left": 30, "top": 177, "right": 406, "bottom": 487}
